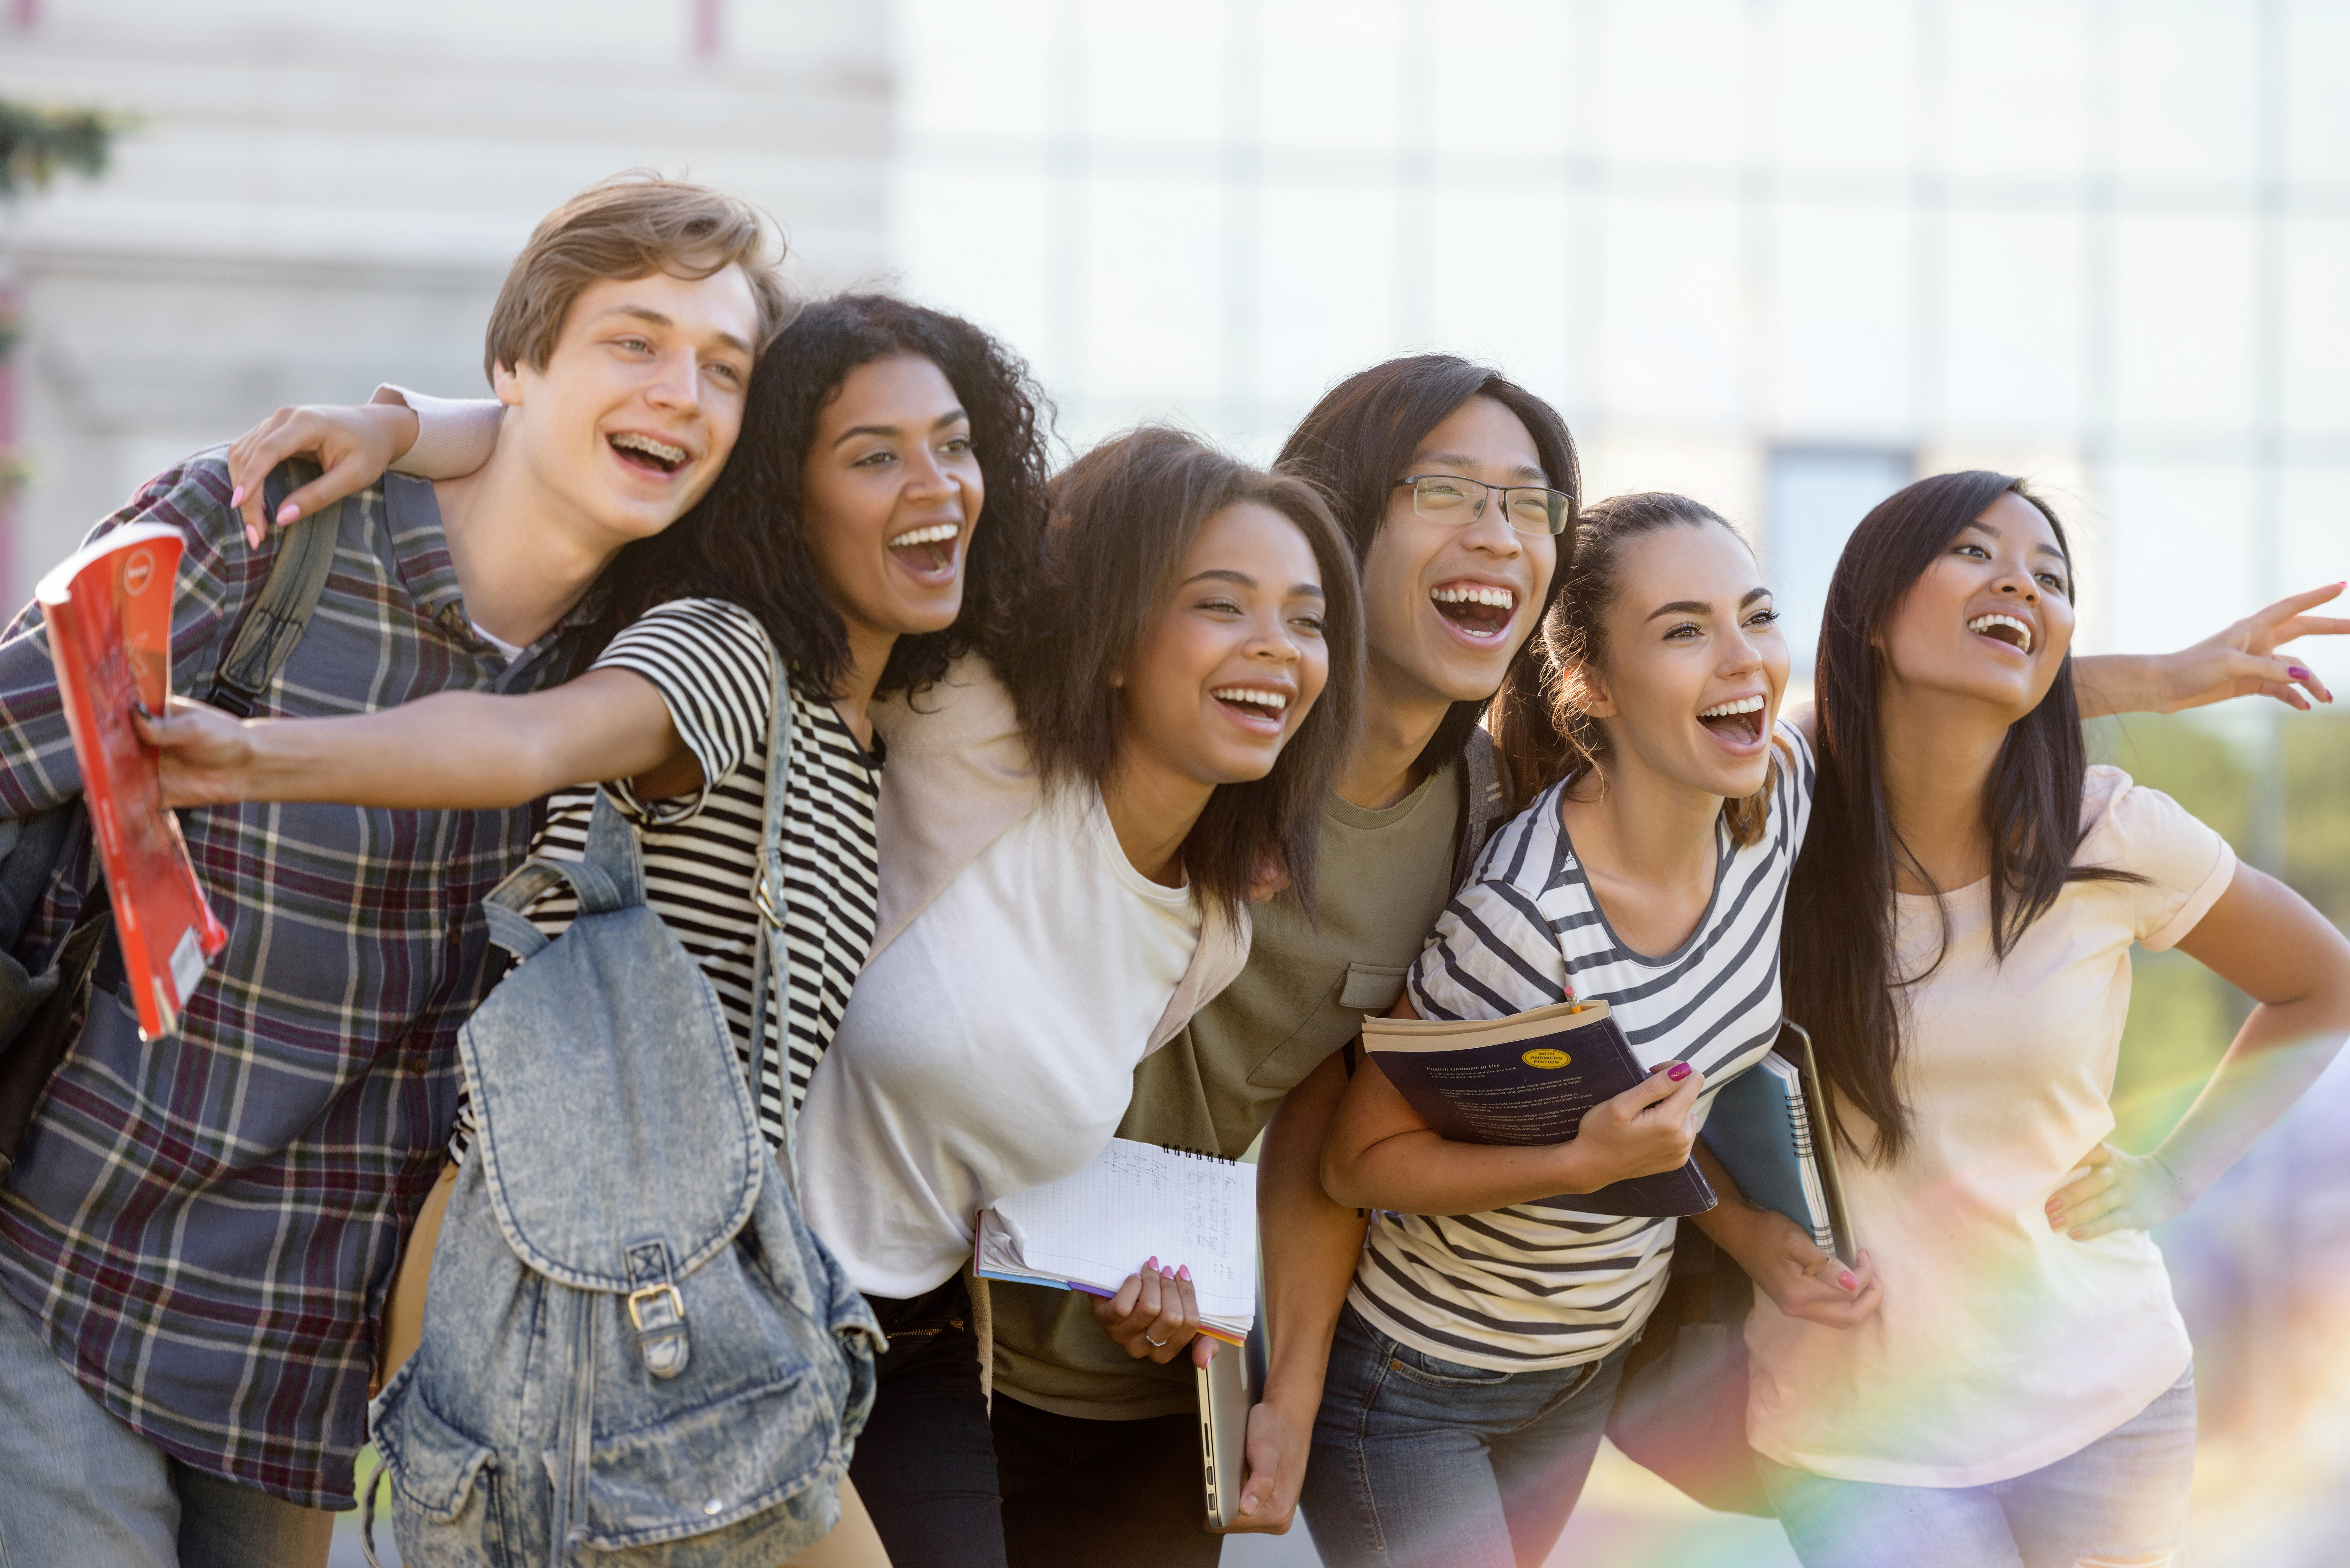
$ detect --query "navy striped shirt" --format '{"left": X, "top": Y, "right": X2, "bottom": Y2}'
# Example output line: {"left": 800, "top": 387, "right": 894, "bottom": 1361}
{"left": 1350, "top": 722, "right": 1817, "bottom": 1372}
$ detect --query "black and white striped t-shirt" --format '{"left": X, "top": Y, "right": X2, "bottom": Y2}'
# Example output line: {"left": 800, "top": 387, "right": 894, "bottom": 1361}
{"left": 450, "top": 598, "right": 883, "bottom": 1158}
{"left": 1350, "top": 721, "right": 1817, "bottom": 1373}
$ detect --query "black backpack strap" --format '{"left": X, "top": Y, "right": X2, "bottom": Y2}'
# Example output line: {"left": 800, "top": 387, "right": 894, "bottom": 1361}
{"left": 212, "top": 498, "right": 340, "bottom": 718}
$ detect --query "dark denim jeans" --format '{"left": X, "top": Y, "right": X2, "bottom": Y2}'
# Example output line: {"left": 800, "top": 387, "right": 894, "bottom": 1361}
{"left": 1301, "top": 1304, "right": 1629, "bottom": 1568}
{"left": 994, "top": 1396, "right": 1219, "bottom": 1568}
{"left": 848, "top": 1279, "right": 1007, "bottom": 1568}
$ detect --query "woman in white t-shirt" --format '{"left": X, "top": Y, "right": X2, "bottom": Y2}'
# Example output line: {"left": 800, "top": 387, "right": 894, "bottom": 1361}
{"left": 1758, "top": 471, "right": 2350, "bottom": 1568}
{"left": 795, "top": 424, "right": 1363, "bottom": 1565}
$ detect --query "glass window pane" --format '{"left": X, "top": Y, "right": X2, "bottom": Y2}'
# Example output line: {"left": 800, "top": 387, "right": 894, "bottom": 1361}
{"left": 1262, "top": 0, "right": 1404, "bottom": 153}
{"left": 1597, "top": 0, "right": 1745, "bottom": 170}
{"left": 1427, "top": 0, "right": 1577, "bottom": 158}
{"left": 1080, "top": 174, "right": 1225, "bottom": 403}
{"left": 1770, "top": 202, "right": 1914, "bottom": 437}
{"left": 2104, "top": 461, "right": 2259, "bottom": 659}
{"left": 1597, "top": 194, "right": 1745, "bottom": 423}
{"left": 1765, "top": 449, "right": 1914, "bottom": 675}
{"left": 1940, "top": 207, "right": 2087, "bottom": 434}
{"left": 1770, "top": 0, "right": 1915, "bottom": 174}
{"left": 1941, "top": 0, "right": 2092, "bottom": 181}
{"left": 1427, "top": 178, "right": 1578, "bottom": 416}
{"left": 1082, "top": 1, "right": 1227, "bottom": 148}
{"left": 2286, "top": 0, "right": 2350, "bottom": 184}
{"left": 898, "top": 0, "right": 1055, "bottom": 143}
{"left": 2112, "top": 0, "right": 2259, "bottom": 185}
{"left": 2111, "top": 215, "right": 2256, "bottom": 434}
{"left": 1253, "top": 177, "right": 1400, "bottom": 406}
{"left": 2284, "top": 216, "right": 2350, "bottom": 437}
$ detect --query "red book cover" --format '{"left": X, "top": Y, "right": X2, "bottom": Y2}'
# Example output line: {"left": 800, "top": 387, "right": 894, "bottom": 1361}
{"left": 36, "top": 523, "right": 229, "bottom": 1039}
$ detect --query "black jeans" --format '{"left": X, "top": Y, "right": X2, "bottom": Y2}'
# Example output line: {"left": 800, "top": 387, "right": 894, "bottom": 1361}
{"left": 848, "top": 1279, "right": 1007, "bottom": 1568}
{"left": 993, "top": 1394, "right": 1222, "bottom": 1568}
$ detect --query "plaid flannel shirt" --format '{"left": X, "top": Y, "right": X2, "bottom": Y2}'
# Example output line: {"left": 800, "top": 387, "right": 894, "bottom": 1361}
{"left": 0, "top": 451, "right": 598, "bottom": 1507}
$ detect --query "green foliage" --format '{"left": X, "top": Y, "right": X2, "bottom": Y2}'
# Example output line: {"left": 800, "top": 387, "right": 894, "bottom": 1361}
{"left": 2089, "top": 711, "right": 2350, "bottom": 1150}
{"left": 0, "top": 101, "right": 118, "bottom": 197}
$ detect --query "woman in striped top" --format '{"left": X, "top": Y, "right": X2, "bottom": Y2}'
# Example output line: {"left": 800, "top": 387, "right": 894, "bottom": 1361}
{"left": 1305, "top": 491, "right": 1866, "bottom": 1568}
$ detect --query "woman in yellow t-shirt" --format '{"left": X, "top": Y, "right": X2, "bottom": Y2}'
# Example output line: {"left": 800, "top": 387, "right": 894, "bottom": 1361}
{"left": 1756, "top": 469, "right": 2350, "bottom": 1568}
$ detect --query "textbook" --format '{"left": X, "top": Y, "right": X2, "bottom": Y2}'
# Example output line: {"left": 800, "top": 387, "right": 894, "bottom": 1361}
{"left": 1361, "top": 999, "right": 1716, "bottom": 1217}
{"left": 37, "top": 524, "right": 229, "bottom": 1040}
{"left": 975, "top": 1138, "right": 1257, "bottom": 1346}
{"left": 1705, "top": 1023, "right": 1856, "bottom": 1264}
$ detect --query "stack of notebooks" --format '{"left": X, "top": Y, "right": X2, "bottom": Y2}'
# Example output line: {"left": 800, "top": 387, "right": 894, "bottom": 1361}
{"left": 975, "top": 1137, "right": 1257, "bottom": 1346}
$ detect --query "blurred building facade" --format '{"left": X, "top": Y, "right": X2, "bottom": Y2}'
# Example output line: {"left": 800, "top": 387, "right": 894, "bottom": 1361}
{"left": 891, "top": 0, "right": 2350, "bottom": 673}
{"left": 0, "top": 0, "right": 890, "bottom": 600}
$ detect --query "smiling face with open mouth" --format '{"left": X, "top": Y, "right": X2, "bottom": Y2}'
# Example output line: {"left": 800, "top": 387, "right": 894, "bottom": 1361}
{"left": 800, "top": 353, "right": 985, "bottom": 669}
{"left": 1876, "top": 490, "right": 2076, "bottom": 721}
{"left": 499, "top": 266, "right": 761, "bottom": 550}
{"left": 1358, "top": 395, "right": 1557, "bottom": 718}
{"left": 1116, "top": 500, "right": 1331, "bottom": 794}
{"left": 1580, "top": 521, "right": 1788, "bottom": 804}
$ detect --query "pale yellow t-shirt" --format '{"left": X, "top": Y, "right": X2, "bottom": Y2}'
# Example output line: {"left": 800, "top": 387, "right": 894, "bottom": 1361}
{"left": 1745, "top": 766, "right": 2236, "bottom": 1488}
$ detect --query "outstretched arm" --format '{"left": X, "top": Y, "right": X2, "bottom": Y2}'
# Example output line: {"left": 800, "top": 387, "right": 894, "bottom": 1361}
{"left": 139, "top": 667, "right": 694, "bottom": 812}
{"left": 2052, "top": 864, "right": 2350, "bottom": 1239}
{"left": 2076, "top": 584, "right": 2349, "bottom": 718}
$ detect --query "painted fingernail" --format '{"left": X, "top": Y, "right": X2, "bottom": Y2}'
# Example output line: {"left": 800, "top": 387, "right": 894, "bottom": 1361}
{"left": 245, "top": 525, "right": 261, "bottom": 550}
{"left": 1161, "top": 1266, "right": 1175, "bottom": 1280}
{"left": 1837, "top": 1271, "right": 1858, "bottom": 1291}
{"left": 1178, "top": 1264, "right": 1192, "bottom": 1281}
{"left": 2291, "top": 667, "right": 2313, "bottom": 680}
{"left": 230, "top": 485, "right": 246, "bottom": 509}
{"left": 1667, "top": 1063, "right": 1692, "bottom": 1082}
{"left": 2069, "top": 1228, "right": 2085, "bottom": 1240}
{"left": 277, "top": 501, "right": 299, "bottom": 525}
{"left": 1144, "top": 1256, "right": 1158, "bottom": 1272}
{"left": 2045, "top": 1198, "right": 2060, "bottom": 1213}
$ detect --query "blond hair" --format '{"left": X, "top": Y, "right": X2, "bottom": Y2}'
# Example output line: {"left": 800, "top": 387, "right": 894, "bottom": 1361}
{"left": 482, "top": 171, "right": 790, "bottom": 382}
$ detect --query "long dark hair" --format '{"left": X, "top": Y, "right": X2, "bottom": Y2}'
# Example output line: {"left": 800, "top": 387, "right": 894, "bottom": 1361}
{"left": 1489, "top": 492, "right": 1779, "bottom": 844}
{"left": 1783, "top": 470, "right": 2136, "bottom": 1161}
{"left": 1276, "top": 354, "right": 1578, "bottom": 774}
{"left": 606, "top": 293, "right": 1053, "bottom": 699}
{"left": 996, "top": 426, "right": 1364, "bottom": 920}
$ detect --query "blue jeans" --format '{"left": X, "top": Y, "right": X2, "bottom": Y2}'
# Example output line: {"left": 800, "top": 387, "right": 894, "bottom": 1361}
{"left": 1302, "top": 1304, "right": 1629, "bottom": 1568}
{"left": 0, "top": 1286, "right": 334, "bottom": 1568}
{"left": 1759, "top": 1365, "right": 2198, "bottom": 1568}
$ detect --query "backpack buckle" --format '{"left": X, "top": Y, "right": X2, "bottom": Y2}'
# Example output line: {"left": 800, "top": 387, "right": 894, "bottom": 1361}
{"left": 624, "top": 1242, "right": 692, "bottom": 1379}
{"left": 626, "top": 1283, "right": 685, "bottom": 1331}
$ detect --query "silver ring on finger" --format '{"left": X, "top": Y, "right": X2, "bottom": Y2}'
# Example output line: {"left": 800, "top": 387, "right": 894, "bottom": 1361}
{"left": 1144, "top": 1333, "right": 1168, "bottom": 1348}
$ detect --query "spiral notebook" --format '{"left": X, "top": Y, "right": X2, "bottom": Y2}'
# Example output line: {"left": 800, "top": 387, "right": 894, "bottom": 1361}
{"left": 974, "top": 1137, "right": 1257, "bottom": 1346}
{"left": 1702, "top": 1024, "right": 1855, "bottom": 1264}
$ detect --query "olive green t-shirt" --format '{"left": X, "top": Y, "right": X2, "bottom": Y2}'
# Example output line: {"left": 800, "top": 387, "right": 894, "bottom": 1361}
{"left": 991, "top": 763, "right": 1471, "bottom": 1420}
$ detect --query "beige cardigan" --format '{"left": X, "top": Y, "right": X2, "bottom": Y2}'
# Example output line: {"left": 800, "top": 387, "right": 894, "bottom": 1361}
{"left": 866, "top": 654, "right": 1251, "bottom": 1058}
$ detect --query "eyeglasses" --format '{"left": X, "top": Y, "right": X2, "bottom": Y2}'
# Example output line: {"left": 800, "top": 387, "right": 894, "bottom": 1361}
{"left": 1394, "top": 474, "right": 1576, "bottom": 537}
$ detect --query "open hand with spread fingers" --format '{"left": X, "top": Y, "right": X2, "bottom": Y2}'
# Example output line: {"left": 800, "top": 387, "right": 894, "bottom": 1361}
{"left": 2149, "top": 582, "right": 2350, "bottom": 713}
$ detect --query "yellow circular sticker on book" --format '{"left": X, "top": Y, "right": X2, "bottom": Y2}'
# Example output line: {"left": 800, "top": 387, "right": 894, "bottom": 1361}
{"left": 1521, "top": 1048, "right": 1572, "bottom": 1069}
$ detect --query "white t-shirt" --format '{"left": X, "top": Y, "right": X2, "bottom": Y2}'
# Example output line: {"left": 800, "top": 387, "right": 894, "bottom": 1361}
{"left": 797, "top": 787, "right": 1204, "bottom": 1300}
{"left": 1745, "top": 766, "right": 2236, "bottom": 1488}
{"left": 1352, "top": 724, "right": 1817, "bottom": 1372}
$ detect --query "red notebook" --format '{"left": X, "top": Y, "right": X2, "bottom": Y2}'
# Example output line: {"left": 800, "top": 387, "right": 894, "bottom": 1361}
{"left": 36, "top": 523, "right": 229, "bottom": 1039}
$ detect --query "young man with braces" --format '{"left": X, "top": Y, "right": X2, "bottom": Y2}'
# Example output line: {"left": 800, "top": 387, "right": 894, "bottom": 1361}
{"left": 0, "top": 174, "right": 781, "bottom": 1568}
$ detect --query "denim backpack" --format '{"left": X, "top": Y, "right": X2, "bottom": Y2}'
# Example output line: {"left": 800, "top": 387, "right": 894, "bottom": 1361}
{"left": 365, "top": 658, "right": 883, "bottom": 1567}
